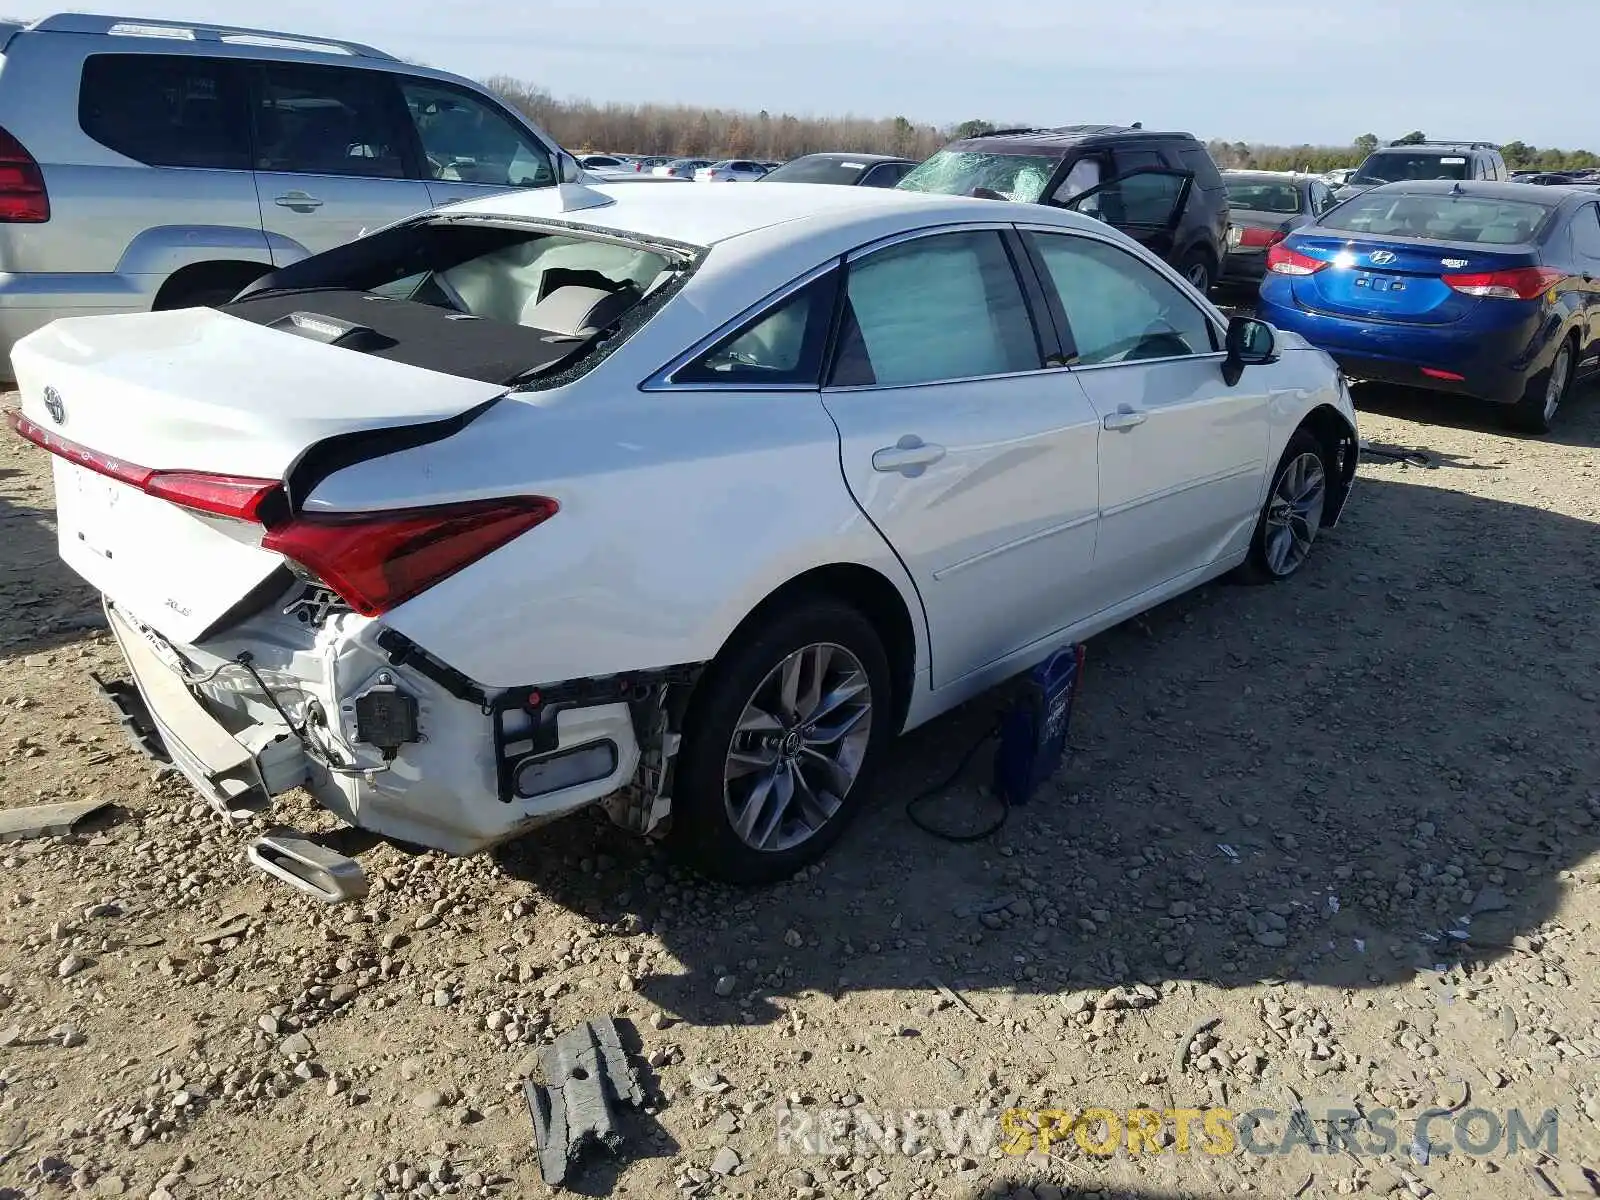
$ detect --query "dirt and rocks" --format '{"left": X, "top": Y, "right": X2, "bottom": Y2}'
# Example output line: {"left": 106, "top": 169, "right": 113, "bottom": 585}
{"left": 1, "top": 383, "right": 1598, "bottom": 1200}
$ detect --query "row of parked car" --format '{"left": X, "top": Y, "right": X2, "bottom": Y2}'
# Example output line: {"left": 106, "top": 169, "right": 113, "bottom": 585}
{"left": 1, "top": 8, "right": 1595, "bottom": 437}
{"left": 5, "top": 9, "right": 1593, "bottom": 887}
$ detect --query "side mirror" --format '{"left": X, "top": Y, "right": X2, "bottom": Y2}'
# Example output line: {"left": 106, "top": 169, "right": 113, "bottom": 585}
{"left": 1222, "top": 316, "right": 1276, "bottom": 385}
{"left": 557, "top": 152, "right": 583, "bottom": 184}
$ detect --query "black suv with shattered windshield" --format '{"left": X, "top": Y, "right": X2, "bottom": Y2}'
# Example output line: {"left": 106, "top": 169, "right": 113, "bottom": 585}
{"left": 897, "top": 124, "right": 1232, "bottom": 291}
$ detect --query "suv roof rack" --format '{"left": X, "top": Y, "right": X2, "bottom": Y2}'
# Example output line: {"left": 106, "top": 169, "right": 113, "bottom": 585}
{"left": 24, "top": 12, "right": 398, "bottom": 60}
{"left": 1384, "top": 139, "right": 1499, "bottom": 151}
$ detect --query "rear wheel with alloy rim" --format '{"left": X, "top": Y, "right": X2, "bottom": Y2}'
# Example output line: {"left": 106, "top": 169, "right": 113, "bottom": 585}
{"left": 669, "top": 599, "right": 891, "bottom": 883}
{"left": 1505, "top": 337, "right": 1573, "bottom": 435}
{"left": 1238, "top": 430, "right": 1329, "bottom": 583}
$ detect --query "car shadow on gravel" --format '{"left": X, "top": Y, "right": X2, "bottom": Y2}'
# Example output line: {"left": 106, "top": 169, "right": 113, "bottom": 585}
{"left": 0, "top": 462, "right": 105, "bottom": 657}
{"left": 1351, "top": 377, "right": 1600, "bottom": 450}
{"left": 507, "top": 471, "right": 1600, "bottom": 1031}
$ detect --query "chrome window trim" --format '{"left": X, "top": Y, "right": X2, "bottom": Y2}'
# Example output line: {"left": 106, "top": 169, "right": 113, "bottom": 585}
{"left": 640, "top": 260, "right": 838, "bottom": 393}
{"left": 642, "top": 221, "right": 1023, "bottom": 394}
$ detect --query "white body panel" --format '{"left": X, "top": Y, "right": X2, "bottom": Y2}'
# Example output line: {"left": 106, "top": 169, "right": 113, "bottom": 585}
{"left": 11, "top": 183, "right": 1359, "bottom": 857}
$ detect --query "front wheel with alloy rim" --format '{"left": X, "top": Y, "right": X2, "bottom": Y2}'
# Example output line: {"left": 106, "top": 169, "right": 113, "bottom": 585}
{"left": 1505, "top": 337, "right": 1573, "bottom": 435}
{"left": 1237, "top": 430, "right": 1329, "bottom": 583}
{"left": 667, "top": 599, "right": 892, "bottom": 884}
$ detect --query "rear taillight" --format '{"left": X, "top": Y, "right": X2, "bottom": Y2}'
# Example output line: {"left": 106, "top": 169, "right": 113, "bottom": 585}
{"left": 0, "top": 125, "right": 49, "bottom": 223}
{"left": 1266, "top": 244, "right": 1327, "bottom": 275}
{"left": 262, "top": 498, "right": 558, "bottom": 617}
{"left": 7, "top": 409, "right": 278, "bottom": 519}
{"left": 144, "top": 471, "right": 282, "bottom": 521}
{"left": 1238, "top": 226, "right": 1286, "bottom": 249}
{"left": 8, "top": 407, "right": 557, "bottom": 614}
{"left": 1442, "top": 266, "right": 1567, "bottom": 301}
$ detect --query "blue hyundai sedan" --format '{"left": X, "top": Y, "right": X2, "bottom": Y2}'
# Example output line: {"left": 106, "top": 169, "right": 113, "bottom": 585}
{"left": 1257, "top": 180, "right": 1600, "bottom": 433}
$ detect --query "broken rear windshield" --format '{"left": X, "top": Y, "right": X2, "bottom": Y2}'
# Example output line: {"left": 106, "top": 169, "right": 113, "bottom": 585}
{"left": 897, "top": 150, "right": 1061, "bottom": 203}
{"left": 228, "top": 219, "right": 693, "bottom": 385}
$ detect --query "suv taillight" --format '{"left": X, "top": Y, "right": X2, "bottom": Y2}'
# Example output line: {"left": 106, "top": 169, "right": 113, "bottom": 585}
{"left": 0, "top": 126, "right": 49, "bottom": 223}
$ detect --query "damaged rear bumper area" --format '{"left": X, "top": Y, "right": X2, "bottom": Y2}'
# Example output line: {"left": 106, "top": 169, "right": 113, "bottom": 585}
{"left": 99, "top": 595, "right": 688, "bottom": 881}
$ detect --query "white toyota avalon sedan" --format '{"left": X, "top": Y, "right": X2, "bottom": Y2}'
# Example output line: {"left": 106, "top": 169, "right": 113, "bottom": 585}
{"left": 7, "top": 180, "right": 1358, "bottom": 890}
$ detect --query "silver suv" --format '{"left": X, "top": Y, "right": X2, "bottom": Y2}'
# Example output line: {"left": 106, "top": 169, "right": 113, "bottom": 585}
{"left": 0, "top": 13, "right": 583, "bottom": 377}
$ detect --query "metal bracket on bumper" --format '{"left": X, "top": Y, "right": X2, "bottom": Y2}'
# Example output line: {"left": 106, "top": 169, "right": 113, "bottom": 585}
{"left": 247, "top": 828, "right": 369, "bottom": 904}
{"left": 90, "top": 673, "right": 171, "bottom": 763}
{"left": 104, "top": 602, "right": 275, "bottom": 818}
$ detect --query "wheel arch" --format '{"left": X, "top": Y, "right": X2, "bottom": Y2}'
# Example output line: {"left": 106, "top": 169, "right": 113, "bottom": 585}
{"left": 707, "top": 562, "right": 922, "bottom": 736}
{"left": 1295, "top": 402, "right": 1359, "bottom": 528}
{"left": 152, "top": 259, "right": 273, "bottom": 311}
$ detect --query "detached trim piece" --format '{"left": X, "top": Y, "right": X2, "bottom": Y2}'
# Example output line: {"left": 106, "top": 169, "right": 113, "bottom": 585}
{"left": 524, "top": 1017, "right": 645, "bottom": 1188}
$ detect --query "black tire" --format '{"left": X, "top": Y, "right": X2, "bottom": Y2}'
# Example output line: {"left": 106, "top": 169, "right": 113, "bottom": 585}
{"left": 667, "top": 598, "right": 892, "bottom": 885}
{"left": 1176, "top": 249, "right": 1215, "bottom": 294}
{"left": 1503, "top": 335, "right": 1574, "bottom": 435}
{"left": 1236, "top": 429, "right": 1330, "bottom": 584}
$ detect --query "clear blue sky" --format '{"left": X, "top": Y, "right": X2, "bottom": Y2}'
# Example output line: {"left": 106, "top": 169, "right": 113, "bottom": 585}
{"left": 99, "top": 1, "right": 1600, "bottom": 149}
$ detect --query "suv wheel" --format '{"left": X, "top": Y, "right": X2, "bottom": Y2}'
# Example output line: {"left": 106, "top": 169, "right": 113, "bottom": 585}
{"left": 1177, "top": 250, "right": 1215, "bottom": 293}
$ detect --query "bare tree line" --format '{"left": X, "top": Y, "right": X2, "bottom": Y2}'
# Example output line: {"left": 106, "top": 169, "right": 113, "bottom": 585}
{"left": 485, "top": 79, "right": 1599, "bottom": 172}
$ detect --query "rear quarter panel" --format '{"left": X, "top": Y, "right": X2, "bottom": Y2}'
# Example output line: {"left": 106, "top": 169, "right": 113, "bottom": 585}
{"left": 313, "top": 383, "right": 927, "bottom": 693}
{"left": 300, "top": 231, "right": 940, "bottom": 693}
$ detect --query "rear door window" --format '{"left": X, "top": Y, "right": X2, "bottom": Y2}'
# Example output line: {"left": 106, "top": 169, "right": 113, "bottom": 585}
{"left": 79, "top": 54, "right": 250, "bottom": 170}
{"left": 252, "top": 63, "right": 409, "bottom": 178}
{"left": 1572, "top": 205, "right": 1600, "bottom": 260}
{"left": 829, "top": 230, "right": 1041, "bottom": 387}
{"left": 673, "top": 272, "right": 839, "bottom": 386}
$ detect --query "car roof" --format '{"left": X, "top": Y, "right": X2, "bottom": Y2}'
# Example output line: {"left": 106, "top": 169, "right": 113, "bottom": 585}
{"left": 789, "top": 152, "right": 916, "bottom": 166}
{"left": 438, "top": 180, "right": 1108, "bottom": 248}
{"left": 1363, "top": 179, "right": 1571, "bottom": 206}
{"left": 1224, "top": 170, "right": 1315, "bottom": 183}
{"left": 946, "top": 125, "right": 1199, "bottom": 155}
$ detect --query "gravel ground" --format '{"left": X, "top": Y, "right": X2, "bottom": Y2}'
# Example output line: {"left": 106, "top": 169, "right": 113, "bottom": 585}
{"left": 2, "top": 380, "right": 1598, "bottom": 1200}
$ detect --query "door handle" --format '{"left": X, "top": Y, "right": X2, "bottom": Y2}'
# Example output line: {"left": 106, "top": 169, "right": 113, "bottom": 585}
{"left": 871, "top": 437, "right": 947, "bottom": 475}
{"left": 1102, "top": 405, "right": 1148, "bottom": 432}
{"left": 273, "top": 191, "right": 324, "bottom": 211}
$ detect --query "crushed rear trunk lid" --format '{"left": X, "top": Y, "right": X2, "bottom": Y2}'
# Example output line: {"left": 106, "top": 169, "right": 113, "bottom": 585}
{"left": 9, "top": 307, "right": 507, "bottom": 643}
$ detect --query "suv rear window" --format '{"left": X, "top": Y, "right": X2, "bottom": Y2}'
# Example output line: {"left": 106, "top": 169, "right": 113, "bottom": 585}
{"left": 79, "top": 54, "right": 250, "bottom": 170}
{"left": 1225, "top": 180, "right": 1302, "bottom": 214}
{"left": 1318, "top": 193, "right": 1552, "bottom": 245}
{"left": 1354, "top": 152, "right": 1470, "bottom": 185}
{"left": 897, "top": 150, "right": 1061, "bottom": 203}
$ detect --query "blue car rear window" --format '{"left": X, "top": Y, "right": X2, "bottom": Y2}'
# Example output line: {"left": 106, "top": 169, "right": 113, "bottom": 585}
{"left": 1318, "top": 194, "right": 1552, "bottom": 245}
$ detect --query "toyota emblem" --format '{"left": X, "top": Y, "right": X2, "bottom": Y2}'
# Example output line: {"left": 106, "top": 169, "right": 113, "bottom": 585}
{"left": 1369, "top": 250, "right": 1397, "bottom": 265}
{"left": 42, "top": 386, "right": 64, "bottom": 425}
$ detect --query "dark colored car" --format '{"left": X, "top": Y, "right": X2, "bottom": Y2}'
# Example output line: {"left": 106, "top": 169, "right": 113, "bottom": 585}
{"left": 896, "top": 124, "right": 1232, "bottom": 290}
{"left": 759, "top": 152, "right": 918, "bottom": 188}
{"left": 1220, "top": 171, "right": 1340, "bottom": 287}
{"left": 1257, "top": 180, "right": 1600, "bottom": 433}
{"left": 1336, "top": 141, "right": 1508, "bottom": 201}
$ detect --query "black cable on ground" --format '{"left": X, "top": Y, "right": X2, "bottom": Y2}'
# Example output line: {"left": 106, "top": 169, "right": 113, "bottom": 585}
{"left": 904, "top": 721, "right": 1008, "bottom": 843}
